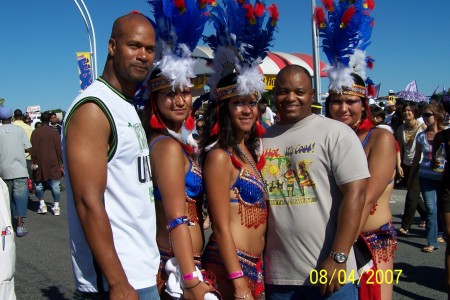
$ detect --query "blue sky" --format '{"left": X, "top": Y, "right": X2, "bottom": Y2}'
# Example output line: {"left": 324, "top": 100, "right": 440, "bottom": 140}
{"left": 1, "top": 0, "right": 449, "bottom": 112}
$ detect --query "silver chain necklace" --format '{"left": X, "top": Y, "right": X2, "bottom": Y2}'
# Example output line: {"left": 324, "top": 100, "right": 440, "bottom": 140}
{"left": 235, "top": 145, "right": 266, "bottom": 187}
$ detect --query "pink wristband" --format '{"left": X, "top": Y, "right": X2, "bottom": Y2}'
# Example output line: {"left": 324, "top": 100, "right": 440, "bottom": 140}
{"left": 228, "top": 270, "right": 244, "bottom": 279}
{"left": 182, "top": 270, "right": 199, "bottom": 281}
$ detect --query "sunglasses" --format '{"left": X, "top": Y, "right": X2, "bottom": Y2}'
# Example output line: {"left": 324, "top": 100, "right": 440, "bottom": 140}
{"left": 422, "top": 112, "right": 434, "bottom": 118}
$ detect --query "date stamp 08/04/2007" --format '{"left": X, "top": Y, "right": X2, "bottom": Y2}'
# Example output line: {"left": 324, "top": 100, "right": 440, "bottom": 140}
{"left": 309, "top": 269, "right": 403, "bottom": 285}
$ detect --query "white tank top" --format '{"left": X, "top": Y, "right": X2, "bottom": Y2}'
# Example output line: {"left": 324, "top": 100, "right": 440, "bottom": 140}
{"left": 62, "top": 78, "right": 159, "bottom": 292}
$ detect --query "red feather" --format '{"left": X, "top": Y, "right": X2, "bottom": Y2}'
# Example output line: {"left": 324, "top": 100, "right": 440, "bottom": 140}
{"left": 256, "top": 154, "right": 266, "bottom": 171}
{"left": 365, "top": 0, "right": 375, "bottom": 10}
{"left": 314, "top": 7, "right": 325, "bottom": 26}
{"left": 255, "top": 121, "right": 266, "bottom": 138}
{"left": 368, "top": 84, "right": 376, "bottom": 98}
{"left": 367, "top": 61, "right": 374, "bottom": 69}
{"left": 358, "top": 118, "right": 374, "bottom": 132}
{"left": 211, "top": 122, "right": 219, "bottom": 136}
{"left": 267, "top": 4, "right": 279, "bottom": 26}
{"left": 243, "top": 3, "right": 256, "bottom": 24}
{"left": 341, "top": 6, "right": 356, "bottom": 27}
{"left": 174, "top": 0, "right": 186, "bottom": 14}
{"left": 230, "top": 154, "right": 243, "bottom": 168}
{"left": 150, "top": 114, "right": 165, "bottom": 129}
{"left": 322, "top": 0, "right": 334, "bottom": 12}
{"left": 181, "top": 144, "right": 195, "bottom": 155}
{"left": 254, "top": 3, "right": 265, "bottom": 18}
{"left": 184, "top": 113, "right": 195, "bottom": 131}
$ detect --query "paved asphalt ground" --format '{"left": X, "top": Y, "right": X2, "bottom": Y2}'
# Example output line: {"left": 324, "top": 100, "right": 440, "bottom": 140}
{"left": 13, "top": 187, "right": 447, "bottom": 299}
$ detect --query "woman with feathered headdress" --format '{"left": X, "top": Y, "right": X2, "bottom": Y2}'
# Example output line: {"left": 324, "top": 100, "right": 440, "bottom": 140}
{"left": 144, "top": 1, "right": 220, "bottom": 299}
{"left": 199, "top": 1, "right": 278, "bottom": 299}
{"left": 317, "top": 1, "right": 397, "bottom": 299}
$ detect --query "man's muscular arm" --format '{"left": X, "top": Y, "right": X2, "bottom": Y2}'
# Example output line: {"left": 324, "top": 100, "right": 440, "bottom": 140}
{"left": 66, "top": 103, "right": 137, "bottom": 299}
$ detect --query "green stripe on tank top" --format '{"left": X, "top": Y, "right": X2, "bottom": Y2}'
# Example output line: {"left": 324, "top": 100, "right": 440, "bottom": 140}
{"left": 64, "top": 97, "right": 117, "bottom": 162}
{"left": 97, "top": 77, "right": 133, "bottom": 103}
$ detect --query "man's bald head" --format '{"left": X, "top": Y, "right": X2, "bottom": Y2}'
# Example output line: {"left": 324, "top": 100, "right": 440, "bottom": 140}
{"left": 275, "top": 65, "right": 312, "bottom": 90}
{"left": 111, "top": 13, "right": 154, "bottom": 40}
{"left": 102, "top": 12, "right": 156, "bottom": 97}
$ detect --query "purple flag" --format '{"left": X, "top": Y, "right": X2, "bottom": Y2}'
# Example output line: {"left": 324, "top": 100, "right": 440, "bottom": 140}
{"left": 405, "top": 80, "right": 417, "bottom": 92}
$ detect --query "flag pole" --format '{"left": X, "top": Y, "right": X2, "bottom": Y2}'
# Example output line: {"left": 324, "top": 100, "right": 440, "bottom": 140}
{"left": 311, "top": 0, "right": 321, "bottom": 104}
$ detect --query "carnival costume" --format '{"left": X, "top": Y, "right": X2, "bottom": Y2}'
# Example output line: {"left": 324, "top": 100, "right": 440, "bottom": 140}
{"left": 146, "top": 1, "right": 218, "bottom": 298}
{"left": 200, "top": 0, "right": 278, "bottom": 298}
{"left": 316, "top": 1, "right": 396, "bottom": 299}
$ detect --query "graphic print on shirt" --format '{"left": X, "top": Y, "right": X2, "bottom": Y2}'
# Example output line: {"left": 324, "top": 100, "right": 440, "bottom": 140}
{"left": 128, "top": 122, "right": 153, "bottom": 200}
{"left": 129, "top": 122, "right": 148, "bottom": 152}
{"left": 262, "top": 144, "right": 317, "bottom": 206}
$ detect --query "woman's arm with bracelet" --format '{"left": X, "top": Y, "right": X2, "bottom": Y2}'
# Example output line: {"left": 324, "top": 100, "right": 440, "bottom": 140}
{"left": 151, "top": 138, "right": 211, "bottom": 299}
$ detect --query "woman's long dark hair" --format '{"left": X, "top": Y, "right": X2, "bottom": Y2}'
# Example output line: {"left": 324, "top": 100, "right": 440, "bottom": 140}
{"left": 199, "top": 73, "right": 261, "bottom": 166}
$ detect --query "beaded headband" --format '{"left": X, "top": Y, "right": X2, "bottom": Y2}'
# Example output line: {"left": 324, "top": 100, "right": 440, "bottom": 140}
{"left": 149, "top": 76, "right": 195, "bottom": 92}
{"left": 149, "top": 76, "right": 172, "bottom": 92}
{"left": 340, "top": 84, "right": 366, "bottom": 98}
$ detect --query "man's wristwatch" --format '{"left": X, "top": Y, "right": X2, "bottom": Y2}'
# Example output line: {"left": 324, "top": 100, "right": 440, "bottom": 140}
{"left": 329, "top": 251, "right": 348, "bottom": 263}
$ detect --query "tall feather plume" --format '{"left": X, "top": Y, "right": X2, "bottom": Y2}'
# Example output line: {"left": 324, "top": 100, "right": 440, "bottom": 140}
{"left": 148, "top": 0, "right": 212, "bottom": 90}
{"left": 205, "top": 0, "right": 278, "bottom": 97}
{"left": 316, "top": 0, "right": 375, "bottom": 92}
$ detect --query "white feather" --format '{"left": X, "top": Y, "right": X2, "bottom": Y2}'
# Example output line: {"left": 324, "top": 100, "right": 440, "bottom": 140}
{"left": 156, "top": 43, "right": 196, "bottom": 90}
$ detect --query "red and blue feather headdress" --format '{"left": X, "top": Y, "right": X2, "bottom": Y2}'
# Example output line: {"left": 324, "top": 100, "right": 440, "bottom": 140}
{"left": 204, "top": 0, "right": 279, "bottom": 100}
{"left": 315, "top": 0, "right": 375, "bottom": 96}
{"left": 148, "top": 0, "right": 214, "bottom": 91}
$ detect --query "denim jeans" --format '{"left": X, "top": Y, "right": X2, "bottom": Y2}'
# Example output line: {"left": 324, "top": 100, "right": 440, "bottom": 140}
{"left": 4, "top": 178, "right": 29, "bottom": 218}
{"left": 420, "top": 176, "right": 442, "bottom": 248}
{"left": 136, "top": 285, "right": 159, "bottom": 300}
{"left": 34, "top": 179, "right": 61, "bottom": 202}
{"left": 265, "top": 283, "right": 358, "bottom": 300}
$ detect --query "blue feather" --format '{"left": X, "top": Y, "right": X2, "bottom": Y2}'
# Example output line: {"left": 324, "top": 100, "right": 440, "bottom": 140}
{"left": 318, "top": 0, "right": 374, "bottom": 68}
{"left": 149, "top": 0, "right": 211, "bottom": 56}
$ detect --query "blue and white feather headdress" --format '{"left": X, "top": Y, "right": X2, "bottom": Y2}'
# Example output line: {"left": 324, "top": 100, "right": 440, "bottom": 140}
{"left": 148, "top": 0, "right": 212, "bottom": 91}
{"left": 145, "top": 0, "right": 213, "bottom": 154}
{"left": 204, "top": 0, "right": 279, "bottom": 100}
{"left": 315, "top": 0, "right": 375, "bottom": 96}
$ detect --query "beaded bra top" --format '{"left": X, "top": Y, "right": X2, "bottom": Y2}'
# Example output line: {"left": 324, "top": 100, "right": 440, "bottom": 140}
{"left": 150, "top": 136, "right": 203, "bottom": 201}
{"left": 230, "top": 168, "right": 266, "bottom": 206}
{"left": 227, "top": 151, "right": 267, "bottom": 229}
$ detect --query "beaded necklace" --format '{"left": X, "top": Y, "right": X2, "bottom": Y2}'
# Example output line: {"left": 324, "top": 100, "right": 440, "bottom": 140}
{"left": 236, "top": 145, "right": 266, "bottom": 190}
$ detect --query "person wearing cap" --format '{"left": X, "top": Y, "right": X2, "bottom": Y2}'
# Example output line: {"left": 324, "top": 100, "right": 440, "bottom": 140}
{"left": 0, "top": 107, "right": 32, "bottom": 237}
{"left": 62, "top": 12, "right": 159, "bottom": 299}
{"left": 384, "top": 91, "right": 396, "bottom": 126}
